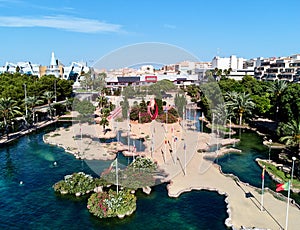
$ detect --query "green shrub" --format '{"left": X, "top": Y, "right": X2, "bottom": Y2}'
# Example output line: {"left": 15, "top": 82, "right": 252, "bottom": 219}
{"left": 53, "top": 172, "right": 108, "bottom": 196}
{"left": 87, "top": 189, "right": 136, "bottom": 218}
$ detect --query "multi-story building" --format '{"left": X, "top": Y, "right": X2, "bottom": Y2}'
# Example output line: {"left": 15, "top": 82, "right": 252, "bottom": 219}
{"left": 0, "top": 61, "right": 41, "bottom": 76}
{"left": 197, "top": 55, "right": 256, "bottom": 81}
{"left": 0, "top": 52, "right": 89, "bottom": 81}
{"left": 63, "top": 61, "right": 89, "bottom": 81}
{"left": 105, "top": 64, "right": 198, "bottom": 90}
{"left": 254, "top": 55, "right": 300, "bottom": 82}
{"left": 211, "top": 55, "right": 245, "bottom": 70}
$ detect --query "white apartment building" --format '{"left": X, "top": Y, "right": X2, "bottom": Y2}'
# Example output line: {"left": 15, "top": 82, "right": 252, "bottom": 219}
{"left": 0, "top": 61, "right": 41, "bottom": 76}
{"left": 198, "top": 55, "right": 256, "bottom": 81}
{"left": 63, "top": 61, "right": 89, "bottom": 81}
{"left": 0, "top": 52, "right": 90, "bottom": 81}
{"left": 211, "top": 55, "right": 244, "bottom": 70}
{"left": 254, "top": 55, "right": 300, "bottom": 82}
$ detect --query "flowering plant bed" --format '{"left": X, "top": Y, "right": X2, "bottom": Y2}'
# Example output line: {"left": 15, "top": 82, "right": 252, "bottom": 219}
{"left": 102, "top": 157, "right": 162, "bottom": 190}
{"left": 87, "top": 189, "right": 136, "bottom": 218}
{"left": 53, "top": 172, "right": 108, "bottom": 196}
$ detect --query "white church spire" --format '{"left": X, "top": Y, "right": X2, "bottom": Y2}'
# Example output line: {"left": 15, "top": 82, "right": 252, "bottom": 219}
{"left": 50, "top": 52, "right": 56, "bottom": 67}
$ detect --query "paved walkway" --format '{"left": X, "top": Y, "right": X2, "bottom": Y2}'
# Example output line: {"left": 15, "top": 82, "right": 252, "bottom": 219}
{"left": 0, "top": 119, "right": 57, "bottom": 146}
{"left": 164, "top": 133, "right": 300, "bottom": 229}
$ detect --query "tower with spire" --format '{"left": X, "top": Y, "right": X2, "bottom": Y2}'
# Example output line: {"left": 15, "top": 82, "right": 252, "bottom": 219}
{"left": 46, "top": 51, "right": 61, "bottom": 78}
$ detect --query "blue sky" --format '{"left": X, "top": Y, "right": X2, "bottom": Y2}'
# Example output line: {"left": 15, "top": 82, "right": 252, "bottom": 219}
{"left": 0, "top": 0, "right": 300, "bottom": 66}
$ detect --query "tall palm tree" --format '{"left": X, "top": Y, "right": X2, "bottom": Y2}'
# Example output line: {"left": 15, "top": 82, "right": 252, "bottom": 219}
{"left": 267, "top": 80, "right": 288, "bottom": 120}
{"left": 42, "top": 91, "right": 54, "bottom": 118}
{"left": 225, "top": 92, "right": 255, "bottom": 125}
{"left": 25, "top": 96, "right": 43, "bottom": 123}
{"left": 279, "top": 120, "right": 300, "bottom": 156}
{"left": 0, "top": 97, "right": 21, "bottom": 137}
{"left": 97, "top": 95, "right": 108, "bottom": 109}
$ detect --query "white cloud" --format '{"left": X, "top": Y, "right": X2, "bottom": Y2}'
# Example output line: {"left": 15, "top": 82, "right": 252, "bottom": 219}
{"left": 0, "top": 15, "right": 123, "bottom": 33}
{"left": 163, "top": 24, "right": 176, "bottom": 29}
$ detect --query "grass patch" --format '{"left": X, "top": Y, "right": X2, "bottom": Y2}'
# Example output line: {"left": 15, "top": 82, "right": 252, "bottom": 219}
{"left": 259, "top": 160, "right": 300, "bottom": 189}
{"left": 51, "top": 133, "right": 61, "bottom": 137}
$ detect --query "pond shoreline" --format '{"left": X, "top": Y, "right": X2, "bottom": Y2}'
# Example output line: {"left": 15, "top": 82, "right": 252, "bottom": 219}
{"left": 0, "top": 119, "right": 58, "bottom": 147}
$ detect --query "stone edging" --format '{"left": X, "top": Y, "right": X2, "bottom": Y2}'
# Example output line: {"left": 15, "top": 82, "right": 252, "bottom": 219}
{"left": 167, "top": 180, "right": 233, "bottom": 229}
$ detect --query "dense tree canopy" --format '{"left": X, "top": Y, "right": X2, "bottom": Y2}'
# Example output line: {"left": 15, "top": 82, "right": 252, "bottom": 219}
{"left": 0, "top": 73, "right": 73, "bottom": 114}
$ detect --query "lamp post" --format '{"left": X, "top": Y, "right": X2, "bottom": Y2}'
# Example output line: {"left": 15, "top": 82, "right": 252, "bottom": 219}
{"left": 268, "top": 139, "right": 272, "bottom": 161}
{"left": 285, "top": 156, "right": 296, "bottom": 230}
{"left": 54, "top": 79, "right": 57, "bottom": 103}
{"left": 291, "top": 156, "right": 296, "bottom": 184}
{"left": 24, "top": 84, "right": 28, "bottom": 117}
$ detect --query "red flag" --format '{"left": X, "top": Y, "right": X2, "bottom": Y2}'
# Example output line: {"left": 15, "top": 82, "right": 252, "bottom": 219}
{"left": 261, "top": 166, "right": 265, "bottom": 180}
{"left": 276, "top": 182, "right": 289, "bottom": 192}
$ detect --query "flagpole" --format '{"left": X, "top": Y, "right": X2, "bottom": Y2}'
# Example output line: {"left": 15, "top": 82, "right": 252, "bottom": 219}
{"left": 260, "top": 165, "right": 265, "bottom": 211}
{"left": 194, "top": 109, "right": 196, "bottom": 131}
{"left": 184, "top": 143, "right": 187, "bottom": 175}
{"left": 285, "top": 180, "right": 291, "bottom": 230}
{"left": 166, "top": 108, "right": 168, "bottom": 126}
{"left": 164, "top": 136, "right": 167, "bottom": 163}
{"left": 80, "top": 123, "right": 82, "bottom": 157}
{"left": 171, "top": 125, "right": 174, "bottom": 155}
{"left": 201, "top": 112, "right": 204, "bottom": 132}
{"left": 133, "top": 140, "right": 136, "bottom": 162}
{"left": 116, "top": 155, "right": 119, "bottom": 194}
{"left": 229, "top": 116, "right": 231, "bottom": 140}
{"left": 151, "top": 132, "right": 154, "bottom": 158}
{"left": 127, "top": 110, "right": 130, "bottom": 165}
{"left": 174, "top": 137, "right": 177, "bottom": 165}
{"left": 285, "top": 156, "right": 296, "bottom": 230}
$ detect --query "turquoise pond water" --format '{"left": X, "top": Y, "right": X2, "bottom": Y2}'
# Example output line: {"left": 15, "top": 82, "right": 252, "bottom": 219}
{"left": 0, "top": 121, "right": 299, "bottom": 229}
{"left": 0, "top": 124, "right": 228, "bottom": 230}
{"left": 218, "top": 128, "right": 300, "bottom": 204}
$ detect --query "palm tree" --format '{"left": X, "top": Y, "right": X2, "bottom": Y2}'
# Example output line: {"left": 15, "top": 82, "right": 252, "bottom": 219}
{"left": 97, "top": 95, "right": 108, "bottom": 109}
{"left": 100, "top": 116, "right": 109, "bottom": 132}
{"left": 25, "top": 96, "right": 43, "bottom": 123}
{"left": 225, "top": 92, "right": 255, "bottom": 125}
{"left": 279, "top": 120, "right": 300, "bottom": 156}
{"left": 225, "top": 91, "right": 238, "bottom": 102}
{"left": 0, "top": 97, "right": 21, "bottom": 137}
{"left": 267, "top": 80, "right": 288, "bottom": 120}
{"left": 42, "top": 91, "right": 54, "bottom": 118}
{"left": 223, "top": 68, "right": 232, "bottom": 78}
{"left": 212, "top": 103, "right": 234, "bottom": 126}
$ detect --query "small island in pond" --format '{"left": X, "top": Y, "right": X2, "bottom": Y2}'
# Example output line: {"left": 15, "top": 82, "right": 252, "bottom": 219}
{"left": 53, "top": 157, "right": 159, "bottom": 219}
